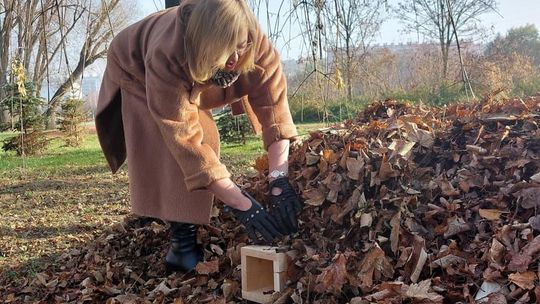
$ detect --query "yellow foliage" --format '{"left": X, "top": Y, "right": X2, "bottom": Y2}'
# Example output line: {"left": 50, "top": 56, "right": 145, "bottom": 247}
{"left": 11, "top": 59, "right": 27, "bottom": 98}
{"left": 335, "top": 68, "right": 345, "bottom": 91}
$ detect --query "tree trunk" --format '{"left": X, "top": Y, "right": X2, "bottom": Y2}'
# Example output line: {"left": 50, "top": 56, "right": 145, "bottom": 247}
{"left": 0, "top": 1, "right": 15, "bottom": 126}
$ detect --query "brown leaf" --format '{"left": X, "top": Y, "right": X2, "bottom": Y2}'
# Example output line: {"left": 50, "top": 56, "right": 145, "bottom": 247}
{"left": 508, "top": 253, "right": 531, "bottom": 273}
{"left": 390, "top": 210, "right": 401, "bottom": 254}
{"left": 303, "top": 188, "right": 326, "bottom": 206}
{"left": 444, "top": 216, "right": 471, "bottom": 238}
{"left": 528, "top": 215, "right": 540, "bottom": 231}
{"left": 221, "top": 280, "right": 239, "bottom": 301}
{"left": 479, "top": 209, "right": 508, "bottom": 220}
{"left": 301, "top": 167, "right": 318, "bottom": 179}
{"left": 489, "top": 238, "right": 506, "bottom": 263}
{"left": 346, "top": 157, "right": 364, "bottom": 180}
{"left": 466, "top": 144, "right": 488, "bottom": 155}
{"left": 314, "top": 253, "right": 348, "bottom": 294}
{"left": 487, "top": 293, "right": 507, "bottom": 304}
{"left": 508, "top": 271, "right": 537, "bottom": 290}
{"left": 404, "top": 236, "right": 428, "bottom": 283}
{"left": 388, "top": 139, "right": 415, "bottom": 160}
{"left": 195, "top": 259, "right": 219, "bottom": 275}
{"left": 308, "top": 138, "right": 324, "bottom": 149}
{"left": 516, "top": 187, "right": 540, "bottom": 209}
{"left": 318, "top": 158, "right": 329, "bottom": 174}
{"left": 404, "top": 279, "right": 443, "bottom": 303}
{"left": 252, "top": 155, "right": 269, "bottom": 173}
{"left": 305, "top": 152, "right": 321, "bottom": 166}
{"left": 358, "top": 245, "right": 394, "bottom": 289}
{"left": 149, "top": 280, "right": 177, "bottom": 297}
{"left": 108, "top": 294, "right": 144, "bottom": 303}
{"left": 430, "top": 254, "right": 466, "bottom": 269}
{"left": 405, "top": 122, "right": 434, "bottom": 148}
{"left": 439, "top": 179, "right": 461, "bottom": 197}
{"left": 378, "top": 154, "right": 399, "bottom": 182}
{"left": 322, "top": 149, "right": 339, "bottom": 164}
{"left": 359, "top": 213, "right": 373, "bottom": 228}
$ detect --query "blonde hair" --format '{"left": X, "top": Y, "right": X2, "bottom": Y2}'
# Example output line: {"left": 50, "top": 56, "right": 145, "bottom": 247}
{"left": 180, "top": 0, "right": 258, "bottom": 83}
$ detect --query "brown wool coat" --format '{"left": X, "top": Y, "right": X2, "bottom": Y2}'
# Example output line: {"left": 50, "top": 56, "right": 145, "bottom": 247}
{"left": 95, "top": 6, "right": 298, "bottom": 224}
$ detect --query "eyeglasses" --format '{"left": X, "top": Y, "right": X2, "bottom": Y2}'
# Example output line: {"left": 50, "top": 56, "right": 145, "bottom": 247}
{"left": 233, "top": 41, "right": 253, "bottom": 57}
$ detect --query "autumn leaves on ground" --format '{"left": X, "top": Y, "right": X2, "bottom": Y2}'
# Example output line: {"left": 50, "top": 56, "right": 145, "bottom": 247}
{"left": 0, "top": 123, "right": 321, "bottom": 302}
{"left": 2, "top": 98, "right": 540, "bottom": 303}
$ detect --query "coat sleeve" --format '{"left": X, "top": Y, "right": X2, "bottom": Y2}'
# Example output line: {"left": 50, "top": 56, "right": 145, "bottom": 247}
{"left": 145, "top": 55, "right": 231, "bottom": 192}
{"left": 245, "top": 31, "right": 299, "bottom": 151}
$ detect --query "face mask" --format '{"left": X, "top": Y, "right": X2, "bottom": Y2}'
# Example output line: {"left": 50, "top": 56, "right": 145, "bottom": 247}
{"left": 210, "top": 69, "right": 240, "bottom": 88}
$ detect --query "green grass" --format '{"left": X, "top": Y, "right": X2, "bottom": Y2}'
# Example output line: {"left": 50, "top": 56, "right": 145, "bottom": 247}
{"left": 0, "top": 133, "right": 105, "bottom": 175}
{"left": 218, "top": 122, "right": 328, "bottom": 171}
{"left": 0, "top": 122, "right": 329, "bottom": 176}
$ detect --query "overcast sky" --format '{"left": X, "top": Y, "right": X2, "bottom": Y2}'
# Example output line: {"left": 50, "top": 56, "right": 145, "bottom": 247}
{"left": 137, "top": 0, "right": 540, "bottom": 60}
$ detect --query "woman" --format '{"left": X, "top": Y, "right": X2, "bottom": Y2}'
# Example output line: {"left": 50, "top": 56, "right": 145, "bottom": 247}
{"left": 95, "top": 0, "right": 302, "bottom": 273}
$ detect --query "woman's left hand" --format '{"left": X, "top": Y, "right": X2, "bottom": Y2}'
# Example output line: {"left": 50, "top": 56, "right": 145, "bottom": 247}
{"left": 268, "top": 177, "right": 303, "bottom": 235}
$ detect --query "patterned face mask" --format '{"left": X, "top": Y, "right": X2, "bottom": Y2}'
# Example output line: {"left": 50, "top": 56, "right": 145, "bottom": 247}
{"left": 210, "top": 69, "right": 240, "bottom": 88}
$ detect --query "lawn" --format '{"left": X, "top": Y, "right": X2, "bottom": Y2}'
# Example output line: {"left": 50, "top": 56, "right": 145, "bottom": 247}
{"left": 0, "top": 121, "right": 327, "bottom": 280}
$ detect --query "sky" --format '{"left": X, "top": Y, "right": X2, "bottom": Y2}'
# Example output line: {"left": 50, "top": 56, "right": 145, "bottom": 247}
{"left": 137, "top": 0, "right": 540, "bottom": 60}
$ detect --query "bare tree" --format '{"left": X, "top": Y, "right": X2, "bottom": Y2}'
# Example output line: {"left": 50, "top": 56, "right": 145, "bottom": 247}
{"left": 328, "top": 0, "right": 385, "bottom": 102}
{"left": 0, "top": 0, "right": 131, "bottom": 128}
{"left": 0, "top": 0, "right": 17, "bottom": 124}
{"left": 397, "top": 0, "right": 496, "bottom": 80}
{"left": 44, "top": 0, "right": 129, "bottom": 127}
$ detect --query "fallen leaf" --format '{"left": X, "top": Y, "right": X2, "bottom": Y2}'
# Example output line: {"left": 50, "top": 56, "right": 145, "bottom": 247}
{"left": 489, "top": 238, "right": 506, "bottom": 263}
{"left": 346, "top": 157, "right": 364, "bottom": 180}
{"left": 253, "top": 155, "right": 269, "bottom": 173}
{"left": 390, "top": 210, "right": 401, "bottom": 254}
{"left": 322, "top": 149, "right": 339, "bottom": 164}
{"left": 479, "top": 209, "right": 508, "bottom": 220}
{"left": 388, "top": 140, "right": 416, "bottom": 159}
{"left": 221, "top": 280, "right": 239, "bottom": 301}
{"left": 305, "top": 152, "right": 321, "bottom": 166}
{"left": 315, "top": 253, "right": 348, "bottom": 294}
{"left": 430, "top": 254, "right": 466, "bottom": 269}
{"left": 486, "top": 293, "right": 507, "bottom": 304}
{"left": 360, "top": 213, "right": 372, "bottom": 228}
{"left": 404, "top": 236, "right": 428, "bottom": 283}
{"left": 358, "top": 245, "right": 394, "bottom": 289}
{"left": 405, "top": 122, "right": 434, "bottom": 148}
{"left": 303, "top": 188, "right": 326, "bottom": 206}
{"left": 404, "top": 279, "right": 443, "bottom": 303}
{"left": 466, "top": 145, "right": 488, "bottom": 155}
{"left": 528, "top": 215, "right": 540, "bottom": 231}
{"left": 444, "top": 216, "right": 471, "bottom": 238}
{"left": 195, "top": 259, "right": 219, "bottom": 275}
{"left": 509, "top": 271, "right": 536, "bottom": 290}
{"left": 516, "top": 187, "right": 540, "bottom": 209}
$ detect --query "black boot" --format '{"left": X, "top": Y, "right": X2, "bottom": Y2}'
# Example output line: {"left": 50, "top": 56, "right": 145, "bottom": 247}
{"left": 165, "top": 222, "right": 203, "bottom": 273}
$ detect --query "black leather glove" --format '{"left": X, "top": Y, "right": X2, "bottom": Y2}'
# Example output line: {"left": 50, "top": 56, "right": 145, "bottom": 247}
{"left": 210, "top": 69, "right": 240, "bottom": 88}
{"left": 268, "top": 177, "right": 303, "bottom": 234}
{"left": 228, "top": 189, "right": 283, "bottom": 244}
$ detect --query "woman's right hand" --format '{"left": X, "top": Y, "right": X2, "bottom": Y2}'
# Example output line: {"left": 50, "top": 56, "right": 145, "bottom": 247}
{"left": 208, "top": 178, "right": 252, "bottom": 210}
{"left": 208, "top": 178, "right": 282, "bottom": 244}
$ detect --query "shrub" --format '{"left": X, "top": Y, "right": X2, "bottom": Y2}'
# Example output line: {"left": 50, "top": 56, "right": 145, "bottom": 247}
{"left": 215, "top": 107, "right": 253, "bottom": 144}
{"left": 0, "top": 82, "right": 49, "bottom": 155}
{"left": 58, "top": 98, "right": 88, "bottom": 147}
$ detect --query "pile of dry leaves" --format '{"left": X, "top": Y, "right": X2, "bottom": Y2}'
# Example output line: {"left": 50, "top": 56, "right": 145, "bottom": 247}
{"left": 1, "top": 96, "right": 540, "bottom": 303}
